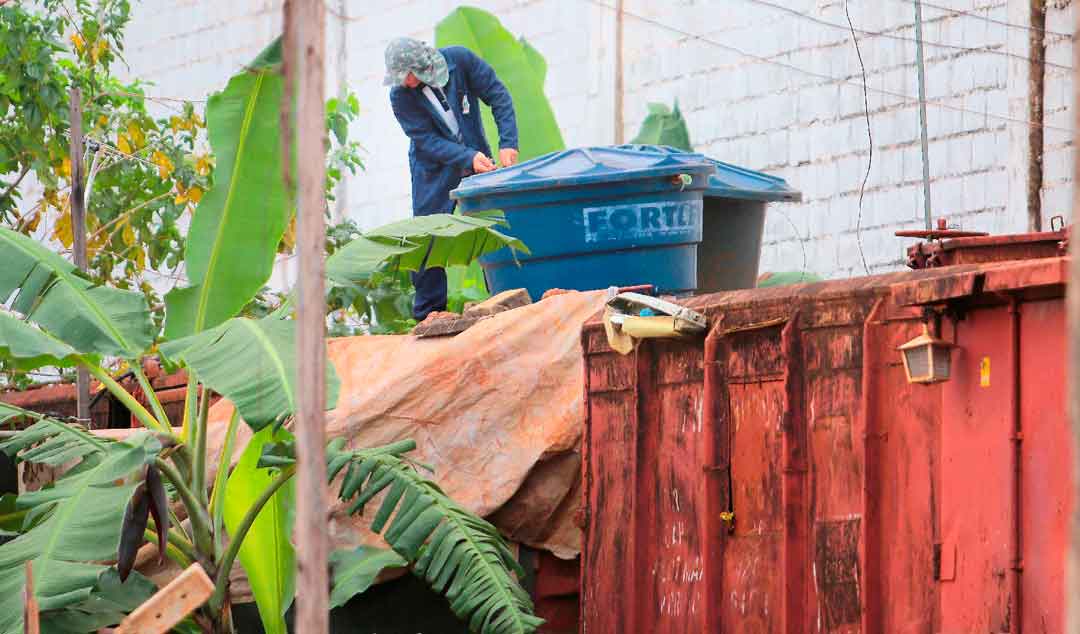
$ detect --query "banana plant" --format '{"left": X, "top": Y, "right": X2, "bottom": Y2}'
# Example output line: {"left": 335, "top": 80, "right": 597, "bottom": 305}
{"left": 0, "top": 38, "right": 539, "bottom": 634}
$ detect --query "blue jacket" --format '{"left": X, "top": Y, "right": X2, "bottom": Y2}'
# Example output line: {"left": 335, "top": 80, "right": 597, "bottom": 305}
{"left": 390, "top": 46, "right": 518, "bottom": 216}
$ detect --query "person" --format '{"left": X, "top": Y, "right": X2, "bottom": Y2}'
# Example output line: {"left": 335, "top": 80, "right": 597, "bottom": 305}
{"left": 385, "top": 37, "right": 519, "bottom": 322}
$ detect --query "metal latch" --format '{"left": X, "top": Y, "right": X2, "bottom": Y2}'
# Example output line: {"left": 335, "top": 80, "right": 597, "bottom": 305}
{"left": 605, "top": 291, "right": 708, "bottom": 337}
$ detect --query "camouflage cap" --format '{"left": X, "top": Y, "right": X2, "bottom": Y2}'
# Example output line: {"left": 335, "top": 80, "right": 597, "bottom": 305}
{"left": 383, "top": 37, "right": 449, "bottom": 88}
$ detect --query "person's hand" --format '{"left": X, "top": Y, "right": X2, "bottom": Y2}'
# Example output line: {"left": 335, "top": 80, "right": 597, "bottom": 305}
{"left": 473, "top": 152, "right": 497, "bottom": 173}
{"left": 499, "top": 148, "right": 519, "bottom": 167}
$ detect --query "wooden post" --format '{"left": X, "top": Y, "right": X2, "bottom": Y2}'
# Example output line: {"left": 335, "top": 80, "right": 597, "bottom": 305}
{"left": 24, "top": 561, "right": 39, "bottom": 634}
{"left": 1068, "top": 5, "right": 1080, "bottom": 631}
{"left": 69, "top": 87, "right": 90, "bottom": 425}
{"left": 289, "top": 1, "right": 329, "bottom": 633}
{"left": 613, "top": 0, "right": 624, "bottom": 144}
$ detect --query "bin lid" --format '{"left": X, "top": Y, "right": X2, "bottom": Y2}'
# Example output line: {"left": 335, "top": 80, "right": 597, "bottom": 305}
{"left": 451, "top": 145, "right": 716, "bottom": 200}
{"left": 615, "top": 145, "right": 802, "bottom": 203}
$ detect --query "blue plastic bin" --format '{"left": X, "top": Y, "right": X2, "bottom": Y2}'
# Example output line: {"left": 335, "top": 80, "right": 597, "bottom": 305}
{"left": 451, "top": 145, "right": 716, "bottom": 300}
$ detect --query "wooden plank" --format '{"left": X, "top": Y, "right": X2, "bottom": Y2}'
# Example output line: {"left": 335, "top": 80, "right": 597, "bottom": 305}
{"left": 1068, "top": 6, "right": 1080, "bottom": 631}
{"left": 289, "top": 1, "right": 330, "bottom": 634}
{"left": 68, "top": 87, "right": 90, "bottom": 425}
{"left": 114, "top": 564, "right": 213, "bottom": 634}
{"left": 24, "top": 561, "right": 39, "bottom": 634}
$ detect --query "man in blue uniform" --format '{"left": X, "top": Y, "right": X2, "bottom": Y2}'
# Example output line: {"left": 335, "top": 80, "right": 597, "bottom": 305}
{"left": 385, "top": 37, "right": 519, "bottom": 321}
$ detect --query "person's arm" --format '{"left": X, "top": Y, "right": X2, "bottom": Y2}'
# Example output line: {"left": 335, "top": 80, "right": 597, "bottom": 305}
{"left": 390, "top": 88, "right": 475, "bottom": 169}
{"left": 461, "top": 49, "right": 518, "bottom": 153}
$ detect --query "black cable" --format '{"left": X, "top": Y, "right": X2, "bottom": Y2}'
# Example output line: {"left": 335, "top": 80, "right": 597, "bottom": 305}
{"left": 845, "top": 0, "right": 873, "bottom": 276}
{"left": 895, "top": 0, "right": 1073, "bottom": 38}
{"left": 742, "top": 0, "right": 1073, "bottom": 71}
{"left": 584, "top": 0, "right": 1071, "bottom": 133}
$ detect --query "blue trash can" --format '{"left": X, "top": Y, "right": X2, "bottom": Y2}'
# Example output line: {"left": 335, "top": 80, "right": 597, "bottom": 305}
{"left": 451, "top": 145, "right": 717, "bottom": 300}
{"left": 613, "top": 145, "right": 803, "bottom": 293}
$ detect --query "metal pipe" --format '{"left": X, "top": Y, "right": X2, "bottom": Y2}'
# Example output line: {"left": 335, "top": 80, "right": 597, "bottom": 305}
{"left": 780, "top": 314, "right": 808, "bottom": 633}
{"left": 859, "top": 297, "right": 885, "bottom": 634}
{"left": 701, "top": 316, "right": 726, "bottom": 634}
{"left": 1009, "top": 296, "right": 1023, "bottom": 633}
{"left": 913, "top": 0, "right": 933, "bottom": 229}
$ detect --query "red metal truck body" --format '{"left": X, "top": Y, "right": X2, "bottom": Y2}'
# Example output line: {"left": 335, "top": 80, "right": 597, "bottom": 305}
{"left": 581, "top": 254, "right": 1072, "bottom": 633}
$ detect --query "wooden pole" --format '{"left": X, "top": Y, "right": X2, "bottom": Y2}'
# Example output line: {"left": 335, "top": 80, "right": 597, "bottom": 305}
{"left": 1068, "top": 5, "right": 1080, "bottom": 631}
{"left": 24, "top": 561, "right": 38, "bottom": 634}
{"left": 289, "top": 0, "right": 329, "bottom": 632}
{"left": 68, "top": 87, "right": 90, "bottom": 426}
{"left": 613, "top": 0, "right": 624, "bottom": 144}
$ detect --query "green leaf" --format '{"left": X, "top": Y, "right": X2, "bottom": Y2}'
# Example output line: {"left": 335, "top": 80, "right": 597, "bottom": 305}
{"left": 331, "top": 442, "right": 543, "bottom": 634}
{"left": 0, "top": 310, "right": 88, "bottom": 371}
{"left": 39, "top": 569, "right": 157, "bottom": 633}
{"left": 630, "top": 100, "right": 694, "bottom": 151}
{"left": 0, "top": 431, "right": 159, "bottom": 634}
{"left": 756, "top": 271, "right": 824, "bottom": 288}
{"left": 0, "top": 227, "right": 153, "bottom": 358}
{"left": 436, "top": 8, "right": 564, "bottom": 161}
{"left": 446, "top": 262, "right": 489, "bottom": 314}
{"left": 224, "top": 427, "right": 295, "bottom": 634}
{"left": 158, "top": 316, "right": 339, "bottom": 431}
{"left": 164, "top": 40, "right": 288, "bottom": 339}
{"left": 329, "top": 547, "right": 407, "bottom": 609}
{"left": 326, "top": 214, "right": 528, "bottom": 287}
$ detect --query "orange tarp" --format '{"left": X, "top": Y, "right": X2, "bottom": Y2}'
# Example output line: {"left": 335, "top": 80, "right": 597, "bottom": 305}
{"left": 204, "top": 289, "right": 606, "bottom": 559}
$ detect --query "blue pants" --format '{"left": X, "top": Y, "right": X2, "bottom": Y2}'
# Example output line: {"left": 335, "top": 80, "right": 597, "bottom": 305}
{"left": 411, "top": 265, "right": 447, "bottom": 322}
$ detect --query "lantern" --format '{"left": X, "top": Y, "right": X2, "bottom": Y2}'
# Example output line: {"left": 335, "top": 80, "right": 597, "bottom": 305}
{"left": 898, "top": 324, "right": 954, "bottom": 384}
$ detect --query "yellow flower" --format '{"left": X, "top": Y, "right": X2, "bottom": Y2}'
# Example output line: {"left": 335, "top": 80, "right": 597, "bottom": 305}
{"left": 121, "top": 221, "right": 135, "bottom": 247}
{"left": 169, "top": 116, "right": 182, "bottom": 133}
{"left": 53, "top": 210, "right": 73, "bottom": 248}
{"left": 173, "top": 182, "right": 188, "bottom": 205}
{"left": 98, "top": 115, "right": 108, "bottom": 127}
{"left": 70, "top": 33, "right": 85, "bottom": 53}
{"left": 151, "top": 150, "right": 174, "bottom": 179}
{"left": 117, "top": 133, "right": 132, "bottom": 155}
{"left": 126, "top": 121, "right": 145, "bottom": 149}
{"left": 190, "top": 113, "right": 204, "bottom": 128}
{"left": 90, "top": 40, "right": 108, "bottom": 64}
{"left": 132, "top": 245, "right": 146, "bottom": 270}
{"left": 195, "top": 154, "right": 213, "bottom": 176}
{"left": 44, "top": 188, "right": 62, "bottom": 210}
{"left": 187, "top": 185, "right": 203, "bottom": 203}
{"left": 58, "top": 158, "right": 71, "bottom": 180}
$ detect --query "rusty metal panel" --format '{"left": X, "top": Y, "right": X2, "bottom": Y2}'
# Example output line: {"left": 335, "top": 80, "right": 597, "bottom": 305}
{"left": 582, "top": 254, "right": 1071, "bottom": 634}
{"left": 1019, "top": 300, "right": 1070, "bottom": 634}
{"left": 861, "top": 316, "right": 940, "bottom": 634}
{"left": 582, "top": 347, "right": 640, "bottom": 633}
{"left": 940, "top": 307, "right": 1014, "bottom": 632}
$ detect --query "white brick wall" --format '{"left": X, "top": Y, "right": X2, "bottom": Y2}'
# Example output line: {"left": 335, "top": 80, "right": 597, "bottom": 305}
{"left": 118, "top": 0, "right": 1075, "bottom": 282}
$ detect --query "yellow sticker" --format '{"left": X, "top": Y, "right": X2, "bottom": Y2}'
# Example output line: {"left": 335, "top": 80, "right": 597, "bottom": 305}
{"left": 980, "top": 357, "right": 991, "bottom": 387}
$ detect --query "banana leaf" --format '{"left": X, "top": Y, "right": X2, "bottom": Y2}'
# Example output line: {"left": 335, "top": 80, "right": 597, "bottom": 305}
{"left": 0, "top": 429, "right": 159, "bottom": 634}
{"left": 436, "top": 7, "right": 564, "bottom": 161}
{"left": 329, "top": 547, "right": 407, "bottom": 609}
{"left": 158, "top": 316, "right": 339, "bottom": 431}
{"left": 630, "top": 101, "right": 693, "bottom": 151}
{"left": 756, "top": 271, "right": 824, "bottom": 288}
{"left": 164, "top": 39, "right": 289, "bottom": 339}
{"left": 39, "top": 569, "right": 157, "bottom": 634}
{"left": 0, "top": 227, "right": 153, "bottom": 358}
{"left": 261, "top": 438, "right": 544, "bottom": 634}
{"left": 326, "top": 214, "right": 527, "bottom": 287}
{"left": 0, "top": 310, "right": 89, "bottom": 371}
{"left": 224, "top": 427, "right": 295, "bottom": 634}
